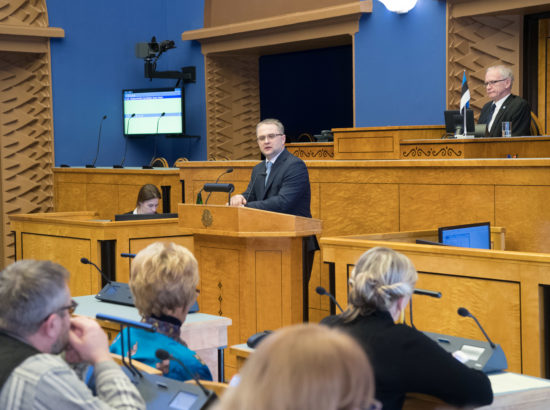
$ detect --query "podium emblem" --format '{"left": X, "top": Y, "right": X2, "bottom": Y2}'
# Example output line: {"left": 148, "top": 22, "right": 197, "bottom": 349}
{"left": 201, "top": 209, "right": 213, "bottom": 227}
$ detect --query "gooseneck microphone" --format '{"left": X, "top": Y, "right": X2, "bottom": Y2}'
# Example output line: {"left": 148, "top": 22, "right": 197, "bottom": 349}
{"left": 409, "top": 288, "right": 442, "bottom": 330}
{"left": 87, "top": 115, "right": 107, "bottom": 168}
{"left": 115, "top": 113, "right": 135, "bottom": 168}
{"left": 155, "top": 349, "right": 218, "bottom": 407}
{"left": 148, "top": 112, "right": 166, "bottom": 167}
{"left": 80, "top": 257, "right": 111, "bottom": 285}
{"left": 457, "top": 307, "right": 496, "bottom": 348}
{"left": 205, "top": 168, "right": 234, "bottom": 204}
{"left": 244, "top": 171, "right": 266, "bottom": 204}
{"left": 315, "top": 286, "right": 344, "bottom": 313}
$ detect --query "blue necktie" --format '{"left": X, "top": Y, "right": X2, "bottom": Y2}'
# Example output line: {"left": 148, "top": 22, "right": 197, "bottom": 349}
{"left": 265, "top": 161, "right": 272, "bottom": 186}
{"left": 487, "top": 103, "right": 496, "bottom": 131}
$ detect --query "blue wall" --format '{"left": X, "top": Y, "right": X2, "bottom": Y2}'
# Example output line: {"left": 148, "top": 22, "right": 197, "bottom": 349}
{"left": 48, "top": 0, "right": 206, "bottom": 167}
{"left": 47, "top": 0, "right": 446, "bottom": 165}
{"left": 355, "top": 0, "right": 447, "bottom": 126}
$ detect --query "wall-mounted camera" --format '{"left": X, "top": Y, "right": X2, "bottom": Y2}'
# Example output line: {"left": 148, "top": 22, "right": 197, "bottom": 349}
{"left": 135, "top": 36, "right": 195, "bottom": 84}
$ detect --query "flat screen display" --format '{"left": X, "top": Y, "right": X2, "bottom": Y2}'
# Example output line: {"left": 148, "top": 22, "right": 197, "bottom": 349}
{"left": 444, "top": 109, "right": 475, "bottom": 134}
{"left": 114, "top": 213, "right": 178, "bottom": 222}
{"left": 123, "top": 88, "right": 184, "bottom": 136}
{"left": 438, "top": 222, "right": 490, "bottom": 249}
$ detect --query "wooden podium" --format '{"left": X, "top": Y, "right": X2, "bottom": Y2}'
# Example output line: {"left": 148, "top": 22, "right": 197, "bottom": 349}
{"left": 178, "top": 204, "right": 321, "bottom": 377}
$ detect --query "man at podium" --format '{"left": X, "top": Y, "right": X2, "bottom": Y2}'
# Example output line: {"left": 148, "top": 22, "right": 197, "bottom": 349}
{"left": 229, "top": 118, "right": 311, "bottom": 218}
{"left": 230, "top": 118, "right": 318, "bottom": 286}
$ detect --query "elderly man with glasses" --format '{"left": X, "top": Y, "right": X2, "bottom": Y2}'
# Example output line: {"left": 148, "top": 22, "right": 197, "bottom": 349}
{"left": 477, "top": 65, "right": 531, "bottom": 138}
{"left": 0, "top": 260, "right": 145, "bottom": 409}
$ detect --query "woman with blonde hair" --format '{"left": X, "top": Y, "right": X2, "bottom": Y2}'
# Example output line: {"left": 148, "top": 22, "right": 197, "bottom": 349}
{"left": 321, "top": 246, "right": 493, "bottom": 410}
{"left": 110, "top": 242, "right": 211, "bottom": 381}
{"left": 216, "top": 323, "right": 378, "bottom": 410}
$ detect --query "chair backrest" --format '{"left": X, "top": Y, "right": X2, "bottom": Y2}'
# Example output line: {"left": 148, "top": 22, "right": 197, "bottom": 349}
{"left": 110, "top": 353, "right": 162, "bottom": 375}
{"left": 530, "top": 111, "right": 543, "bottom": 136}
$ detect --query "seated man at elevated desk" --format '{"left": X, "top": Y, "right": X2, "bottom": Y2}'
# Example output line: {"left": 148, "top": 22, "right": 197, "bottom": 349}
{"left": 477, "top": 65, "right": 531, "bottom": 138}
{"left": 229, "top": 118, "right": 319, "bottom": 286}
{"left": 0, "top": 260, "right": 144, "bottom": 409}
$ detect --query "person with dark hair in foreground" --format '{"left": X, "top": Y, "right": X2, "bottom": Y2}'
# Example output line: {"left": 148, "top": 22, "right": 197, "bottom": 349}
{"left": 0, "top": 260, "right": 144, "bottom": 409}
{"left": 321, "top": 247, "right": 493, "bottom": 410}
{"left": 215, "top": 323, "right": 379, "bottom": 410}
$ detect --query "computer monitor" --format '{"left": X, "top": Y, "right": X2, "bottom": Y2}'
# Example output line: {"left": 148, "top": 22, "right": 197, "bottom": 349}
{"left": 444, "top": 109, "right": 475, "bottom": 134}
{"left": 114, "top": 213, "right": 178, "bottom": 222}
{"left": 122, "top": 87, "right": 185, "bottom": 136}
{"left": 438, "top": 222, "right": 491, "bottom": 249}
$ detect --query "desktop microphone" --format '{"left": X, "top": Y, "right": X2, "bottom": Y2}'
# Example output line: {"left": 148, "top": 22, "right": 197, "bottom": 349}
{"left": 146, "top": 112, "right": 166, "bottom": 168}
{"left": 87, "top": 115, "right": 107, "bottom": 168}
{"left": 413, "top": 288, "right": 442, "bottom": 298}
{"left": 457, "top": 307, "right": 496, "bottom": 348}
{"left": 244, "top": 171, "right": 266, "bottom": 204}
{"left": 155, "top": 349, "right": 218, "bottom": 407}
{"left": 115, "top": 113, "right": 135, "bottom": 168}
{"left": 204, "top": 168, "right": 234, "bottom": 204}
{"left": 80, "top": 257, "right": 111, "bottom": 285}
{"left": 315, "top": 286, "right": 344, "bottom": 313}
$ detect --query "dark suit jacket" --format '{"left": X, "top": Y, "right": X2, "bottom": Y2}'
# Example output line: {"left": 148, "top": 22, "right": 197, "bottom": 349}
{"left": 478, "top": 94, "right": 531, "bottom": 138}
{"left": 242, "top": 149, "right": 311, "bottom": 218}
{"left": 321, "top": 311, "right": 493, "bottom": 410}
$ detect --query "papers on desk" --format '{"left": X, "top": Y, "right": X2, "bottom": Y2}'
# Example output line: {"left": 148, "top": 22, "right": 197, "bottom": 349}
{"left": 489, "top": 372, "right": 550, "bottom": 394}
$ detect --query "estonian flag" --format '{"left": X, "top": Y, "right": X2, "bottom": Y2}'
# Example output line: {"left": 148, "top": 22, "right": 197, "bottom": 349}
{"left": 460, "top": 70, "right": 470, "bottom": 113}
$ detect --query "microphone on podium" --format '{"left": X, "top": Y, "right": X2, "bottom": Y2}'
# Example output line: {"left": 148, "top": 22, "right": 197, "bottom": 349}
{"left": 457, "top": 307, "right": 495, "bottom": 348}
{"left": 204, "top": 168, "right": 234, "bottom": 204}
{"left": 87, "top": 115, "right": 107, "bottom": 168}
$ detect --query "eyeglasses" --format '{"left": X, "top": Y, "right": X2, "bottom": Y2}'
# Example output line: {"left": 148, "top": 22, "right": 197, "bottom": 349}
{"left": 484, "top": 79, "right": 507, "bottom": 87}
{"left": 257, "top": 133, "right": 282, "bottom": 142}
{"left": 42, "top": 299, "right": 78, "bottom": 322}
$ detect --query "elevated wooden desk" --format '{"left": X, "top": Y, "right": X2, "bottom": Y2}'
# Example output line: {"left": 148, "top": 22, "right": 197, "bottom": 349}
{"left": 177, "top": 204, "right": 322, "bottom": 379}
{"left": 74, "top": 295, "right": 231, "bottom": 382}
{"left": 400, "top": 136, "right": 550, "bottom": 159}
{"left": 321, "top": 231, "right": 550, "bottom": 378}
{"left": 9, "top": 212, "right": 193, "bottom": 295}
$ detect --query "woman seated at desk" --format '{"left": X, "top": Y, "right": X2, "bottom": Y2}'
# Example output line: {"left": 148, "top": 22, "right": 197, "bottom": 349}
{"left": 130, "top": 184, "right": 160, "bottom": 215}
{"left": 110, "top": 242, "right": 212, "bottom": 381}
{"left": 215, "top": 323, "right": 378, "bottom": 410}
{"left": 321, "top": 247, "right": 493, "bottom": 410}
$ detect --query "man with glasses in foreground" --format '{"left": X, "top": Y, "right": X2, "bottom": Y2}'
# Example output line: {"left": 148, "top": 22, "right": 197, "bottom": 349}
{"left": 0, "top": 260, "right": 145, "bottom": 409}
{"left": 477, "top": 64, "right": 531, "bottom": 138}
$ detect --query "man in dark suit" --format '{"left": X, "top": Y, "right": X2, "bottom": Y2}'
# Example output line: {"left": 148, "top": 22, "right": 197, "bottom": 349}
{"left": 477, "top": 65, "right": 531, "bottom": 138}
{"left": 230, "top": 119, "right": 317, "bottom": 319}
{"left": 230, "top": 118, "right": 311, "bottom": 217}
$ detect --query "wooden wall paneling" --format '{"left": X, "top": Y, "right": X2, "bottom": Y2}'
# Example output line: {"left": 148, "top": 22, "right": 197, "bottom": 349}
{"left": 205, "top": 55, "right": 260, "bottom": 161}
{"left": 447, "top": 11, "right": 522, "bottom": 117}
{"left": 0, "top": 51, "right": 55, "bottom": 267}
{"left": 21, "top": 233, "right": 95, "bottom": 296}
{"left": 495, "top": 185, "right": 550, "bottom": 253}
{"left": 399, "top": 184, "right": 495, "bottom": 231}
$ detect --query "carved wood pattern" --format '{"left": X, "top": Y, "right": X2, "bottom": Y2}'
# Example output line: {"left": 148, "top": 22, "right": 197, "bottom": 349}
{"left": 448, "top": 10, "right": 522, "bottom": 119}
{"left": 0, "top": 0, "right": 54, "bottom": 267}
{"left": 205, "top": 55, "right": 260, "bottom": 160}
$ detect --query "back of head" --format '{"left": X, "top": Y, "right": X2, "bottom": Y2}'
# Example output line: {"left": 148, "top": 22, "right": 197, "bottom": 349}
{"left": 216, "top": 323, "right": 375, "bottom": 410}
{"left": 136, "top": 183, "right": 161, "bottom": 206}
{"left": 0, "top": 260, "right": 69, "bottom": 337}
{"left": 344, "top": 247, "right": 417, "bottom": 321}
{"left": 130, "top": 242, "right": 198, "bottom": 317}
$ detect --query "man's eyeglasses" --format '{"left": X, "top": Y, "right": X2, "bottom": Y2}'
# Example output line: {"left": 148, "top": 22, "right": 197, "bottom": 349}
{"left": 484, "top": 79, "right": 507, "bottom": 87}
{"left": 42, "top": 299, "right": 78, "bottom": 322}
{"left": 257, "top": 133, "right": 282, "bottom": 142}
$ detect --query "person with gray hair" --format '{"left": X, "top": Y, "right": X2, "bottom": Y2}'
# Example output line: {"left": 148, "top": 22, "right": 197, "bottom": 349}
{"left": 321, "top": 247, "right": 493, "bottom": 410}
{"left": 0, "top": 260, "right": 145, "bottom": 409}
{"left": 477, "top": 64, "right": 531, "bottom": 138}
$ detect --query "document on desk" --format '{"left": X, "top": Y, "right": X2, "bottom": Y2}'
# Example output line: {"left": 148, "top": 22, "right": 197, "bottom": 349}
{"left": 489, "top": 372, "right": 550, "bottom": 394}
